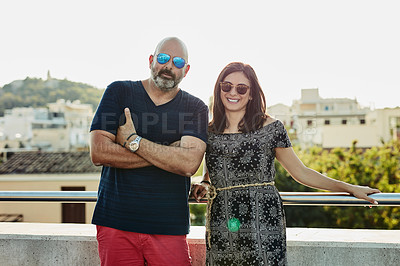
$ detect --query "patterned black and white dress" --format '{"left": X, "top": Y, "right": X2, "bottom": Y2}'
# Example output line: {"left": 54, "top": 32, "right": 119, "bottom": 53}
{"left": 205, "top": 120, "right": 292, "bottom": 266}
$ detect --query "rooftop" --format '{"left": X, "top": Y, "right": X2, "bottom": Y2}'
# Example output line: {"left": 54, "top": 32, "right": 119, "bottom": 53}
{"left": 0, "top": 151, "right": 101, "bottom": 174}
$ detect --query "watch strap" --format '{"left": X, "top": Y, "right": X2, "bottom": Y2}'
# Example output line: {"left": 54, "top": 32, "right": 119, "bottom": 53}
{"left": 123, "top": 133, "right": 138, "bottom": 147}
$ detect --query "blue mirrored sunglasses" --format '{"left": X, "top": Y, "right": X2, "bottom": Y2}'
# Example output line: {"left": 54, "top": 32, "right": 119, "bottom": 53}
{"left": 156, "top": 53, "right": 186, "bottom": 69}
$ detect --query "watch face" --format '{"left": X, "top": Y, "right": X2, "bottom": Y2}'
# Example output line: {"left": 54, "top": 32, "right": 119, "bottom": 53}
{"left": 127, "top": 135, "right": 141, "bottom": 152}
{"left": 129, "top": 142, "right": 139, "bottom": 152}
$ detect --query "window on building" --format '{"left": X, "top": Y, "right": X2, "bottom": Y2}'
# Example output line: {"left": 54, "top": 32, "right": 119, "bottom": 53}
{"left": 342, "top": 119, "right": 347, "bottom": 125}
{"left": 389, "top": 116, "right": 400, "bottom": 140}
{"left": 32, "top": 124, "right": 43, "bottom": 129}
{"left": 52, "top": 112, "right": 64, "bottom": 118}
{"left": 324, "top": 106, "right": 329, "bottom": 111}
{"left": 360, "top": 119, "right": 366, "bottom": 125}
{"left": 324, "top": 120, "right": 330, "bottom": 125}
{"left": 307, "top": 120, "right": 313, "bottom": 127}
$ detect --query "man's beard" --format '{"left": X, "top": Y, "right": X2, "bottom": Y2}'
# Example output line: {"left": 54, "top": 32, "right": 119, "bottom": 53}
{"left": 151, "top": 68, "right": 183, "bottom": 91}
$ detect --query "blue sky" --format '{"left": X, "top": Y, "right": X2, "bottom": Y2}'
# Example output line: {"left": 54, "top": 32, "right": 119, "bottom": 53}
{"left": 1, "top": 0, "right": 399, "bottom": 109}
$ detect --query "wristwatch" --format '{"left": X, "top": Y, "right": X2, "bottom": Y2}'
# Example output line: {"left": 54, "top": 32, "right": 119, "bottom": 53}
{"left": 128, "top": 135, "right": 142, "bottom": 152}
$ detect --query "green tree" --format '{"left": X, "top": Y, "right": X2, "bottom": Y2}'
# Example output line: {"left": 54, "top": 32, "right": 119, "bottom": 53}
{"left": 0, "top": 93, "right": 24, "bottom": 115}
{"left": 276, "top": 141, "right": 400, "bottom": 229}
{"left": 0, "top": 77, "right": 104, "bottom": 116}
{"left": 189, "top": 141, "right": 400, "bottom": 229}
{"left": 190, "top": 204, "right": 207, "bottom": 226}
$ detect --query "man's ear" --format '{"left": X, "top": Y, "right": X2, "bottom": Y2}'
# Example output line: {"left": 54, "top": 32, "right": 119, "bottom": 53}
{"left": 184, "top": 64, "right": 190, "bottom": 77}
{"left": 149, "top": 55, "right": 154, "bottom": 68}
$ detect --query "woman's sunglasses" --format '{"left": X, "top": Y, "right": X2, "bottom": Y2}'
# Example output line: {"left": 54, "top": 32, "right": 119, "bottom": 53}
{"left": 220, "top": 82, "right": 250, "bottom": 95}
{"left": 156, "top": 53, "right": 186, "bottom": 69}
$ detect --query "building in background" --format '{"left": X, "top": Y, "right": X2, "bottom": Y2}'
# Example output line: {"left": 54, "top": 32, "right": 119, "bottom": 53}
{"left": 0, "top": 99, "right": 93, "bottom": 152}
{"left": 268, "top": 88, "right": 400, "bottom": 148}
{"left": 0, "top": 107, "right": 37, "bottom": 150}
{"left": 268, "top": 103, "right": 293, "bottom": 127}
{"left": 2, "top": 90, "right": 399, "bottom": 151}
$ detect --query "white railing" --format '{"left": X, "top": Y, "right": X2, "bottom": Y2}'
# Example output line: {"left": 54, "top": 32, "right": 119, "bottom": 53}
{"left": 0, "top": 191, "right": 399, "bottom": 206}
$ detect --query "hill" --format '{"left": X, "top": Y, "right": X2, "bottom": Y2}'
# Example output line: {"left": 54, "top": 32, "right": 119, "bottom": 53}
{"left": 0, "top": 76, "right": 104, "bottom": 116}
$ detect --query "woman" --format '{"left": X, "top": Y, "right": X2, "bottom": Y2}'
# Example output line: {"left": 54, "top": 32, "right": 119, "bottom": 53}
{"left": 192, "top": 62, "right": 380, "bottom": 265}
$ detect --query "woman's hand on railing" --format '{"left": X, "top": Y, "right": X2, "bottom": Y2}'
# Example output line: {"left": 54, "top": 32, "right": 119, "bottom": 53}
{"left": 347, "top": 185, "right": 381, "bottom": 205}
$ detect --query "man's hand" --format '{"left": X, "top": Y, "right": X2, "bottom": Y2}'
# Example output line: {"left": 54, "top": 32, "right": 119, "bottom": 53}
{"left": 116, "top": 108, "right": 137, "bottom": 147}
{"left": 191, "top": 182, "right": 210, "bottom": 202}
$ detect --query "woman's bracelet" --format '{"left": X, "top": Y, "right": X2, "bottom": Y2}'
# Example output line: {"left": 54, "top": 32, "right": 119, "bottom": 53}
{"left": 201, "top": 180, "right": 211, "bottom": 185}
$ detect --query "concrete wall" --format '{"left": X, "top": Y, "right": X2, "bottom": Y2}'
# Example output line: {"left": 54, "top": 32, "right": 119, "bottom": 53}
{"left": 287, "top": 227, "right": 400, "bottom": 266}
{"left": 1, "top": 223, "right": 400, "bottom": 266}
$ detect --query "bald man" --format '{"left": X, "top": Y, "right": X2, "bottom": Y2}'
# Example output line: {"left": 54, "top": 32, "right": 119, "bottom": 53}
{"left": 90, "top": 37, "right": 208, "bottom": 265}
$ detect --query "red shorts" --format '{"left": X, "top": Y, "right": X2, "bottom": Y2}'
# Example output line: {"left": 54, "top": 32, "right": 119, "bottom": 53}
{"left": 96, "top": 225, "right": 191, "bottom": 266}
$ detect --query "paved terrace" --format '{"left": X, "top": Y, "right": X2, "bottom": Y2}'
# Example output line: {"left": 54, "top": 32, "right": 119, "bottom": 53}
{"left": 1, "top": 222, "right": 400, "bottom": 266}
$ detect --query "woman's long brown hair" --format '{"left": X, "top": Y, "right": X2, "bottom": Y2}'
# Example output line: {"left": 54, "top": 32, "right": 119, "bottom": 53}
{"left": 209, "top": 62, "right": 268, "bottom": 133}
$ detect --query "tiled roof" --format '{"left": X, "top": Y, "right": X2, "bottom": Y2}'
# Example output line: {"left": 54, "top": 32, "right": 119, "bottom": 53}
{"left": 0, "top": 152, "right": 101, "bottom": 174}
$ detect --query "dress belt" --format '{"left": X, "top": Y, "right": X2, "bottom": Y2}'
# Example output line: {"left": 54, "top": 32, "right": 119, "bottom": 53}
{"left": 206, "top": 181, "right": 275, "bottom": 249}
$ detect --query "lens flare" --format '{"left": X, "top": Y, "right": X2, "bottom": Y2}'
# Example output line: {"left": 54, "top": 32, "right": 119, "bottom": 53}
{"left": 227, "top": 218, "right": 241, "bottom": 232}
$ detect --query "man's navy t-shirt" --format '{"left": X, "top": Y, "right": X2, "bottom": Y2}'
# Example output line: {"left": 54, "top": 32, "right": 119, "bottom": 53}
{"left": 90, "top": 80, "right": 208, "bottom": 235}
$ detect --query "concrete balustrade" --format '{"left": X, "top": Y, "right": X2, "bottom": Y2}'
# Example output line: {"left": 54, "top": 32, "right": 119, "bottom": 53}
{"left": 0, "top": 223, "right": 400, "bottom": 266}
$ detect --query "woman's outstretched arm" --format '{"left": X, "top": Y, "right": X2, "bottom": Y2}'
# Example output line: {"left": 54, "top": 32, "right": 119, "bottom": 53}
{"left": 276, "top": 147, "right": 381, "bottom": 204}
